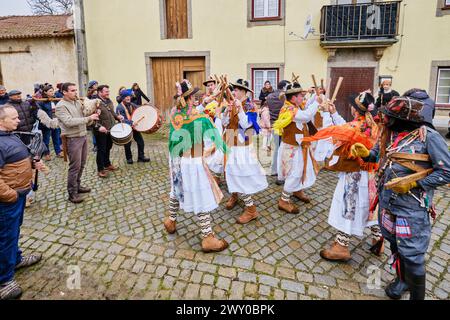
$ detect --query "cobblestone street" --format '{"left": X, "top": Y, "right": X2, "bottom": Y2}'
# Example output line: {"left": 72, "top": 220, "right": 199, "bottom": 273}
{"left": 16, "top": 132, "right": 450, "bottom": 300}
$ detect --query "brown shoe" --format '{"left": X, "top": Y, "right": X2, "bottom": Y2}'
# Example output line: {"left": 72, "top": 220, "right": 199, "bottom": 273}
{"left": 56, "top": 153, "right": 64, "bottom": 159}
{"left": 201, "top": 234, "right": 229, "bottom": 253}
{"left": 278, "top": 199, "right": 299, "bottom": 214}
{"left": 78, "top": 186, "right": 91, "bottom": 194}
{"left": 163, "top": 218, "right": 177, "bottom": 234}
{"left": 69, "top": 194, "right": 84, "bottom": 204}
{"left": 293, "top": 190, "right": 311, "bottom": 203}
{"left": 43, "top": 154, "right": 52, "bottom": 161}
{"left": 237, "top": 205, "right": 258, "bottom": 224}
{"left": 225, "top": 193, "right": 239, "bottom": 210}
{"left": 98, "top": 170, "right": 109, "bottom": 178}
{"left": 319, "top": 242, "right": 351, "bottom": 262}
{"left": 105, "top": 165, "right": 118, "bottom": 171}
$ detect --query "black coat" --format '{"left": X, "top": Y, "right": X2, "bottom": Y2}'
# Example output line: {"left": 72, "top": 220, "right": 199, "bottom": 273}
{"left": 376, "top": 90, "right": 400, "bottom": 109}
{"left": 5, "top": 99, "right": 37, "bottom": 145}
{"left": 0, "top": 94, "right": 9, "bottom": 105}
{"left": 259, "top": 88, "right": 274, "bottom": 107}
{"left": 131, "top": 88, "right": 150, "bottom": 106}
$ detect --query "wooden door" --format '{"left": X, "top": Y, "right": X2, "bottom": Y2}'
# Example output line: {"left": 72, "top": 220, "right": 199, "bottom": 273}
{"left": 152, "top": 57, "right": 205, "bottom": 112}
{"left": 330, "top": 67, "right": 375, "bottom": 121}
{"left": 166, "top": 0, "right": 188, "bottom": 39}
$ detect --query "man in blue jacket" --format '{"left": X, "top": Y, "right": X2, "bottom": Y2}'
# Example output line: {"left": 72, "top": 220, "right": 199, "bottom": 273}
{"left": 0, "top": 105, "right": 45, "bottom": 300}
{"left": 352, "top": 95, "right": 450, "bottom": 300}
{"left": 116, "top": 91, "right": 150, "bottom": 164}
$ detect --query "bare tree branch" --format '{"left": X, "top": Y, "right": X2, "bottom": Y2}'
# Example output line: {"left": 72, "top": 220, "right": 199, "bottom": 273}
{"left": 27, "top": 0, "right": 73, "bottom": 15}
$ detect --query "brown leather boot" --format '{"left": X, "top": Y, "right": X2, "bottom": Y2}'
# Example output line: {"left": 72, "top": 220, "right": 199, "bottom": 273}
{"left": 237, "top": 205, "right": 258, "bottom": 224}
{"left": 278, "top": 199, "right": 299, "bottom": 214}
{"left": 201, "top": 234, "right": 229, "bottom": 253}
{"left": 225, "top": 193, "right": 239, "bottom": 210}
{"left": 163, "top": 218, "right": 176, "bottom": 234}
{"left": 319, "top": 242, "right": 351, "bottom": 262}
{"left": 293, "top": 190, "right": 311, "bottom": 203}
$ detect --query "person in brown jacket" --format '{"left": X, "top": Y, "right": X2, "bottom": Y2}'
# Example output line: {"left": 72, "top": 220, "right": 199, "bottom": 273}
{"left": 0, "top": 105, "right": 45, "bottom": 300}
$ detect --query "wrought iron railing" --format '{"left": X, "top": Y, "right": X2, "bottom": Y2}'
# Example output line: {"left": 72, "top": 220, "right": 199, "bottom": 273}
{"left": 320, "top": 1, "right": 401, "bottom": 42}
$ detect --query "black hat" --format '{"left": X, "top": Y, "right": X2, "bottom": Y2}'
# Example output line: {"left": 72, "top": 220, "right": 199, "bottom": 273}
{"left": 175, "top": 80, "right": 200, "bottom": 99}
{"left": 382, "top": 96, "right": 424, "bottom": 123}
{"left": 277, "top": 80, "right": 291, "bottom": 91}
{"left": 349, "top": 92, "right": 376, "bottom": 116}
{"left": 286, "top": 82, "right": 306, "bottom": 96}
{"left": 8, "top": 89, "right": 22, "bottom": 96}
{"left": 233, "top": 79, "right": 253, "bottom": 94}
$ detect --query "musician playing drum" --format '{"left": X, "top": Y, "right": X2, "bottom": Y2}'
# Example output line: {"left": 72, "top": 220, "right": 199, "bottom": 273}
{"left": 115, "top": 90, "right": 150, "bottom": 164}
{"left": 95, "top": 85, "right": 124, "bottom": 178}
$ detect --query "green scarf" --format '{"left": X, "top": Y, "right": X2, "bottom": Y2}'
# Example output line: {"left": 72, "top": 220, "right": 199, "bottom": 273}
{"left": 169, "top": 108, "right": 228, "bottom": 158}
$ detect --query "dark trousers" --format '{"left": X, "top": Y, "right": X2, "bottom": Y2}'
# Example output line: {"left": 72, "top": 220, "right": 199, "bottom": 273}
{"left": 42, "top": 127, "right": 62, "bottom": 155}
{"left": 67, "top": 136, "right": 88, "bottom": 197}
{"left": 124, "top": 130, "right": 145, "bottom": 161}
{"left": 0, "top": 195, "right": 26, "bottom": 284}
{"left": 94, "top": 132, "right": 113, "bottom": 172}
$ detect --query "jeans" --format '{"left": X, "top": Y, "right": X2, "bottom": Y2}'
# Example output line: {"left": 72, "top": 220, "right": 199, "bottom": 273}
{"left": 0, "top": 195, "right": 26, "bottom": 284}
{"left": 271, "top": 132, "right": 281, "bottom": 175}
{"left": 67, "top": 136, "right": 88, "bottom": 197}
{"left": 42, "top": 127, "right": 62, "bottom": 155}
{"left": 94, "top": 132, "right": 113, "bottom": 171}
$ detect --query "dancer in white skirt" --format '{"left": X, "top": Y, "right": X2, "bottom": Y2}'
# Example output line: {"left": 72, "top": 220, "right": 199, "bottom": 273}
{"left": 222, "top": 79, "right": 268, "bottom": 225}
{"left": 304, "top": 92, "right": 383, "bottom": 262}
{"left": 203, "top": 101, "right": 224, "bottom": 184}
{"left": 164, "top": 80, "right": 229, "bottom": 253}
{"left": 273, "top": 82, "right": 321, "bottom": 214}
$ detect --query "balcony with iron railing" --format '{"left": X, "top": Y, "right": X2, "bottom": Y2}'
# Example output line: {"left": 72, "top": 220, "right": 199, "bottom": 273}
{"left": 320, "top": 1, "right": 401, "bottom": 51}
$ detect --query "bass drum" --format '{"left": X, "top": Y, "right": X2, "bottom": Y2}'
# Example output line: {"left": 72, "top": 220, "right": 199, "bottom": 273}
{"left": 110, "top": 123, "right": 133, "bottom": 145}
{"left": 131, "top": 105, "right": 162, "bottom": 134}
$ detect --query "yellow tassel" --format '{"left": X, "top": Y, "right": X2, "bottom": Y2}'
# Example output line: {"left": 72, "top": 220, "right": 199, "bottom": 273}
{"left": 273, "top": 111, "right": 294, "bottom": 136}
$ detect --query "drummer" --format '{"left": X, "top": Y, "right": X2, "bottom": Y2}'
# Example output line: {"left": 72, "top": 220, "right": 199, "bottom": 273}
{"left": 95, "top": 85, "right": 124, "bottom": 178}
{"left": 116, "top": 90, "right": 150, "bottom": 164}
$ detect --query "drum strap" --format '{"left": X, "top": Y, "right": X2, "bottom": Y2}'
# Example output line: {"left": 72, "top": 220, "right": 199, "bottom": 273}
{"left": 122, "top": 103, "right": 132, "bottom": 121}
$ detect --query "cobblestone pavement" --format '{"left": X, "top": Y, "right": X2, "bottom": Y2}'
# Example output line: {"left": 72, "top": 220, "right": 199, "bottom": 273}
{"left": 16, "top": 131, "right": 450, "bottom": 300}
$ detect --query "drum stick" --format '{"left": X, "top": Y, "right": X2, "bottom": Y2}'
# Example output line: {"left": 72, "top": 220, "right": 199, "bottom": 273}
{"left": 331, "top": 77, "right": 344, "bottom": 103}
{"left": 134, "top": 115, "right": 146, "bottom": 126}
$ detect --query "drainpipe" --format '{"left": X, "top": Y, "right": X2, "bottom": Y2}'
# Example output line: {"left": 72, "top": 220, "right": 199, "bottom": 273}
{"left": 73, "top": 0, "right": 89, "bottom": 96}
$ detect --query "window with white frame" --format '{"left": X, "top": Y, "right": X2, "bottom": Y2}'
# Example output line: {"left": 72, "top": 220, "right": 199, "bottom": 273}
{"left": 253, "top": 69, "right": 278, "bottom": 99}
{"left": 436, "top": 68, "right": 450, "bottom": 104}
{"left": 446, "top": 0, "right": 450, "bottom": 6}
{"left": 253, "top": 0, "right": 280, "bottom": 19}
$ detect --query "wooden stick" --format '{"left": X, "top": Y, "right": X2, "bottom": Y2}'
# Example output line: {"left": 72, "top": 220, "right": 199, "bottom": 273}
{"left": 384, "top": 169, "right": 434, "bottom": 190}
{"left": 311, "top": 75, "right": 320, "bottom": 96}
{"left": 325, "top": 78, "right": 331, "bottom": 100}
{"left": 331, "top": 77, "right": 344, "bottom": 103}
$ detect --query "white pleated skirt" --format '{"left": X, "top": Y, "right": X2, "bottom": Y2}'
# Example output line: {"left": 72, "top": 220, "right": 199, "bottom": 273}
{"left": 328, "top": 171, "right": 377, "bottom": 237}
{"left": 170, "top": 156, "right": 219, "bottom": 215}
{"left": 225, "top": 145, "right": 268, "bottom": 195}
{"left": 277, "top": 142, "right": 317, "bottom": 193}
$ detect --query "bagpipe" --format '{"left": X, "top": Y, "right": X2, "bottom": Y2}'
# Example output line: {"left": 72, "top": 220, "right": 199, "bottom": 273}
{"left": 12, "top": 129, "right": 48, "bottom": 192}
